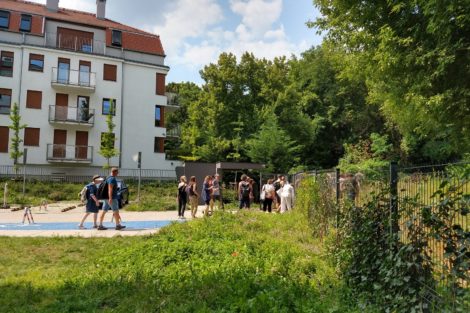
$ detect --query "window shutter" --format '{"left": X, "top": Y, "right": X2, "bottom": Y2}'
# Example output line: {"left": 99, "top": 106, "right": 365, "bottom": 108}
{"left": 24, "top": 128, "right": 40, "bottom": 146}
{"left": 103, "top": 64, "right": 117, "bottom": 81}
{"left": 26, "top": 90, "right": 42, "bottom": 109}
{"left": 0, "top": 126, "right": 9, "bottom": 152}
{"left": 156, "top": 73, "right": 166, "bottom": 95}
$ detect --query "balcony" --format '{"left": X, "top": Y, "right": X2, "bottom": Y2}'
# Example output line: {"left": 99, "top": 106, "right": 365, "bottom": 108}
{"left": 51, "top": 67, "right": 96, "bottom": 93}
{"left": 48, "top": 105, "right": 95, "bottom": 126}
{"left": 47, "top": 144, "right": 93, "bottom": 163}
{"left": 166, "top": 125, "right": 181, "bottom": 138}
{"left": 44, "top": 32, "right": 106, "bottom": 55}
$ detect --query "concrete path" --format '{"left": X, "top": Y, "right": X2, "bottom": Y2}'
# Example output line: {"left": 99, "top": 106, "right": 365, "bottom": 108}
{"left": 0, "top": 201, "right": 206, "bottom": 238}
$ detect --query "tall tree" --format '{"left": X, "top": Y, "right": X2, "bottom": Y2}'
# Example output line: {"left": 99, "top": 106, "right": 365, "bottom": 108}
{"left": 8, "top": 103, "right": 26, "bottom": 167}
{"left": 310, "top": 0, "right": 470, "bottom": 162}
{"left": 245, "top": 113, "right": 300, "bottom": 173}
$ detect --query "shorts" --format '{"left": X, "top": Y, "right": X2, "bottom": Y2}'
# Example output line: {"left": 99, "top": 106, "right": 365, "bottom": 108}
{"left": 86, "top": 205, "right": 99, "bottom": 213}
{"left": 239, "top": 197, "right": 250, "bottom": 209}
{"left": 102, "top": 199, "right": 119, "bottom": 212}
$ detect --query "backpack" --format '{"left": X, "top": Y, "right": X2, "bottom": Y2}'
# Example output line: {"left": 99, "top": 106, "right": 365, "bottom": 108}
{"left": 178, "top": 184, "right": 187, "bottom": 197}
{"left": 96, "top": 178, "right": 109, "bottom": 200}
{"left": 240, "top": 182, "right": 250, "bottom": 198}
{"left": 79, "top": 185, "right": 88, "bottom": 203}
{"left": 186, "top": 184, "right": 195, "bottom": 196}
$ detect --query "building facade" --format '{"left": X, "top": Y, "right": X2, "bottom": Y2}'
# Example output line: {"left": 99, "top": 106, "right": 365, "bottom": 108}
{"left": 0, "top": 0, "right": 178, "bottom": 172}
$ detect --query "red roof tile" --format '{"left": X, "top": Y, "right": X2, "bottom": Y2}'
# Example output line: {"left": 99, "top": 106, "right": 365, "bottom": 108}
{"left": 0, "top": 0, "right": 165, "bottom": 56}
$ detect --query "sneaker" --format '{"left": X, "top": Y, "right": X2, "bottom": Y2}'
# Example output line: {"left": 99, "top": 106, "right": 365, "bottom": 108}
{"left": 93, "top": 225, "right": 98, "bottom": 229}
{"left": 115, "top": 224, "right": 126, "bottom": 230}
{"left": 97, "top": 225, "right": 107, "bottom": 230}
{"left": 78, "top": 225, "right": 85, "bottom": 229}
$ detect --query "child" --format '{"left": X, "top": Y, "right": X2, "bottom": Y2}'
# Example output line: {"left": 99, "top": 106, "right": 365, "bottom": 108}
{"left": 22, "top": 206, "right": 35, "bottom": 224}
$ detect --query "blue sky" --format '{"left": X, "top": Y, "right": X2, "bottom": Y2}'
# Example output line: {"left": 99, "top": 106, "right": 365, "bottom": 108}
{"left": 29, "top": 0, "right": 323, "bottom": 84}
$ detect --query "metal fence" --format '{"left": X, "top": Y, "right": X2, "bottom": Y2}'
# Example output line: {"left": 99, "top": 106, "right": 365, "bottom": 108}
{"left": 294, "top": 162, "right": 469, "bottom": 311}
{"left": 0, "top": 165, "right": 177, "bottom": 183}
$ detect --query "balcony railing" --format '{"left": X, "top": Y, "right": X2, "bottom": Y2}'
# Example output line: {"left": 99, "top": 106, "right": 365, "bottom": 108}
{"left": 166, "top": 125, "right": 181, "bottom": 138}
{"left": 48, "top": 105, "right": 95, "bottom": 125}
{"left": 51, "top": 67, "right": 96, "bottom": 92}
{"left": 45, "top": 32, "right": 107, "bottom": 55}
{"left": 47, "top": 144, "right": 93, "bottom": 163}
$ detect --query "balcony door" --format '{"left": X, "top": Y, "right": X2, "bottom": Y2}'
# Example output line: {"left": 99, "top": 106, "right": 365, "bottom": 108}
{"left": 55, "top": 93, "right": 68, "bottom": 121}
{"left": 57, "top": 58, "right": 70, "bottom": 84}
{"left": 77, "top": 96, "right": 89, "bottom": 122}
{"left": 75, "top": 131, "right": 88, "bottom": 160}
{"left": 79, "top": 61, "right": 91, "bottom": 86}
{"left": 53, "top": 129, "right": 67, "bottom": 158}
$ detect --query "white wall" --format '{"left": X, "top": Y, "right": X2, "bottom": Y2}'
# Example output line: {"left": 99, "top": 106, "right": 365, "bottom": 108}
{"left": 121, "top": 62, "right": 175, "bottom": 169}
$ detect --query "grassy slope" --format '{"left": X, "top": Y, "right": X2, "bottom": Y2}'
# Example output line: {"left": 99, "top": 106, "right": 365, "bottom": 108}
{"left": 0, "top": 211, "right": 360, "bottom": 312}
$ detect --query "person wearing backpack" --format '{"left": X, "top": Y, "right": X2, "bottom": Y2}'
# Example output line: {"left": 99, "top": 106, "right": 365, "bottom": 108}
{"left": 238, "top": 174, "right": 251, "bottom": 209}
{"left": 177, "top": 176, "right": 188, "bottom": 219}
{"left": 78, "top": 175, "right": 103, "bottom": 229}
{"left": 98, "top": 167, "right": 126, "bottom": 230}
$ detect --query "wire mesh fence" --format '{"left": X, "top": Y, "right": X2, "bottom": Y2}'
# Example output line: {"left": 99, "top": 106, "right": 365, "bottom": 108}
{"left": 294, "top": 162, "right": 469, "bottom": 311}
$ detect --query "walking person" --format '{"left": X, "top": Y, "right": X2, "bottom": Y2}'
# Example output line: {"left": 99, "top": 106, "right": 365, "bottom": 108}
{"left": 277, "top": 180, "right": 295, "bottom": 214}
{"left": 188, "top": 176, "right": 199, "bottom": 218}
{"left": 78, "top": 175, "right": 103, "bottom": 229}
{"left": 98, "top": 167, "right": 126, "bottom": 230}
{"left": 238, "top": 174, "right": 251, "bottom": 209}
{"left": 261, "top": 179, "right": 275, "bottom": 213}
{"left": 177, "top": 176, "right": 188, "bottom": 219}
{"left": 273, "top": 175, "right": 282, "bottom": 212}
{"left": 202, "top": 175, "right": 212, "bottom": 216}
{"left": 210, "top": 173, "right": 223, "bottom": 212}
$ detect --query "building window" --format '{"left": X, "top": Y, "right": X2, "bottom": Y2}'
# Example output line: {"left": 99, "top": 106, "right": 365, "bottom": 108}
{"left": 26, "top": 90, "right": 42, "bottom": 109}
{"left": 155, "top": 105, "right": 165, "bottom": 127}
{"left": 24, "top": 128, "right": 40, "bottom": 146}
{"left": 29, "top": 54, "right": 44, "bottom": 72}
{"left": 111, "top": 30, "right": 122, "bottom": 46}
{"left": 101, "top": 132, "right": 115, "bottom": 149}
{"left": 0, "top": 11, "right": 9, "bottom": 29}
{"left": 0, "top": 88, "right": 12, "bottom": 114}
{"left": 0, "top": 51, "right": 14, "bottom": 77}
{"left": 0, "top": 126, "right": 9, "bottom": 153}
{"left": 19, "top": 14, "right": 32, "bottom": 32}
{"left": 154, "top": 137, "right": 165, "bottom": 153}
{"left": 102, "top": 98, "right": 116, "bottom": 115}
{"left": 156, "top": 73, "right": 166, "bottom": 95}
{"left": 103, "top": 64, "right": 117, "bottom": 81}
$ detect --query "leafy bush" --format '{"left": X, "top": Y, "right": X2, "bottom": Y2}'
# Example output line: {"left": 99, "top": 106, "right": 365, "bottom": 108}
{"left": 338, "top": 133, "right": 391, "bottom": 179}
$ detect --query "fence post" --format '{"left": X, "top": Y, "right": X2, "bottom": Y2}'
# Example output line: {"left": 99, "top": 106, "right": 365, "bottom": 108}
{"left": 336, "top": 168, "right": 340, "bottom": 228}
{"left": 389, "top": 161, "right": 399, "bottom": 250}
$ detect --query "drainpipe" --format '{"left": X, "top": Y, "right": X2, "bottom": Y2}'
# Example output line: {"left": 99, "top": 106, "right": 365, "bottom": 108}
{"left": 118, "top": 62, "right": 124, "bottom": 168}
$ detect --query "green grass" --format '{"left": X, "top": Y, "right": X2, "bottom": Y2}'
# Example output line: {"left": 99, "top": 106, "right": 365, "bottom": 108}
{"left": 0, "top": 211, "right": 361, "bottom": 312}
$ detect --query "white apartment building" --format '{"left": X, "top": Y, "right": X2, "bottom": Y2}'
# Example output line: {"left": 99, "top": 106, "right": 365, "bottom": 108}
{"left": 0, "top": 0, "right": 179, "bottom": 174}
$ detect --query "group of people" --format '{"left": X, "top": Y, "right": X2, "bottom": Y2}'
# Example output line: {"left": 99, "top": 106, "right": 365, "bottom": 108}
{"left": 176, "top": 173, "right": 295, "bottom": 218}
{"left": 238, "top": 174, "right": 295, "bottom": 213}
{"left": 176, "top": 174, "right": 223, "bottom": 219}
{"left": 78, "top": 167, "right": 126, "bottom": 230}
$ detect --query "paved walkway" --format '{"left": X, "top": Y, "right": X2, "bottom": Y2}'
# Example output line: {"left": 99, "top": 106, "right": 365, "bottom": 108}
{"left": 0, "top": 201, "right": 205, "bottom": 238}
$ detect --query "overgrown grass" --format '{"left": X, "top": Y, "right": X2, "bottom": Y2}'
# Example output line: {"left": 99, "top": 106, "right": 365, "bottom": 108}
{"left": 0, "top": 211, "right": 362, "bottom": 312}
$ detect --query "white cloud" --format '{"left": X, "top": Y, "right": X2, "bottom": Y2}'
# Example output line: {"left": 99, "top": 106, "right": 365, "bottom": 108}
{"left": 230, "top": 0, "right": 282, "bottom": 37}
{"left": 150, "top": 0, "right": 223, "bottom": 57}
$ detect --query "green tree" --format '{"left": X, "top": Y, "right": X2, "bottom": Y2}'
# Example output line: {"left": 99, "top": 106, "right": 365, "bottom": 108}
{"left": 245, "top": 113, "right": 300, "bottom": 173}
{"left": 8, "top": 103, "right": 26, "bottom": 167}
{"left": 310, "top": 0, "right": 470, "bottom": 162}
{"left": 99, "top": 100, "right": 119, "bottom": 168}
